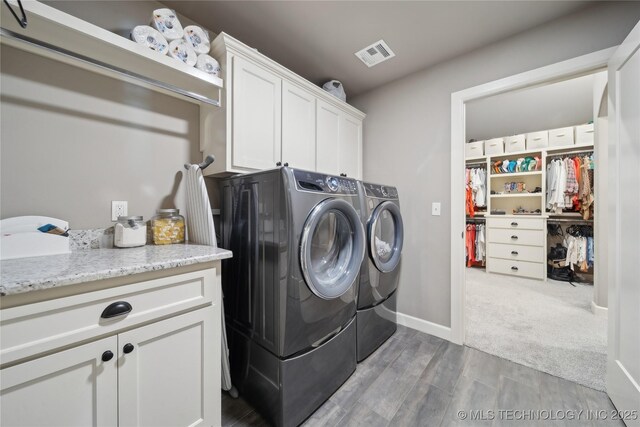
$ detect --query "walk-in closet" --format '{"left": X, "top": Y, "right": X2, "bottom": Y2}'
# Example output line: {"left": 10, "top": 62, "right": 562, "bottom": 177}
{"left": 462, "top": 72, "right": 608, "bottom": 391}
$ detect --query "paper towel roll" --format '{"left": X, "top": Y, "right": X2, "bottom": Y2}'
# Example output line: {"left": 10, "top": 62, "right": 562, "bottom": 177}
{"left": 196, "top": 54, "right": 221, "bottom": 77}
{"left": 184, "top": 25, "right": 210, "bottom": 55}
{"left": 130, "top": 25, "right": 169, "bottom": 55}
{"left": 151, "top": 8, "right": 184, "bottom": 41}
{"left": 169, "top": 39, "right": 197, "bottom": 67}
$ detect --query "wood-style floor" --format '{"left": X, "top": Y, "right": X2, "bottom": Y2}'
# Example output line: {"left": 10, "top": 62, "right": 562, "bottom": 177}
{"left": 222, "top": 326, "right": 622, "bottom": 426}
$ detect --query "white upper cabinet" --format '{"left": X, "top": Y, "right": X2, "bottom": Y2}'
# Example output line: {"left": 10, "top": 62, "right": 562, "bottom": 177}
{"left": 232, "top": 56, "right": 282, "bottom": 171}
{"left": 282, "top": 81, "right": 317, "bottom": 171}
{"left": 339, "top": 114, "right": 363, "bottom": 179}
{"left": 203, "top": 33, "right": 365, "bottom": 178}
{"left": 316, "top": 100, "right": 342, "bottom": 176}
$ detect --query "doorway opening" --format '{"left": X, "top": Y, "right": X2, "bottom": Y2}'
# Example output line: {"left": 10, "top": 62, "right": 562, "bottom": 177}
{"left": 450, "top": 49, "right": 614, "bottom": 392}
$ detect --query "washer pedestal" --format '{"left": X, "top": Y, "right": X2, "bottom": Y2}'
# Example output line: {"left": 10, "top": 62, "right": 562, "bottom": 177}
{"left": 356, "top": 291, "right": 397, "bottom": 362}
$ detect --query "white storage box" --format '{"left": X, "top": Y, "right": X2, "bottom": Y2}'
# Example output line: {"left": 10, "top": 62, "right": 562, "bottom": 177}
{"left": 548, "top": 127, "right": 574, "bottom": 147}
{"left": 504, "top": 135, "right": 526, "bottom": 153}
{"left": 575, "top": 123, "right": 594, "bottom": 145}
{"left": 484, "top": 138, "right": 504, "bottom": 156}
{"left": 465, "top": 141, "right": 484, "bottom": 158}
{"left": 526, "top": 131, "right": 548, "bottom": 150}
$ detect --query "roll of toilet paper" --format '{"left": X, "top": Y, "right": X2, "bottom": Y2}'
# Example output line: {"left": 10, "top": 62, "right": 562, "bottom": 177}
{"left": 196, "top": 54, "right": 221, "bottom": 77}
{"left": 150, "top": 8, "right": 184, "bottom": 41}
{"left": 169, "top": 39, "right": 197, "bottom": 67}
{"left": 130, "top": 25, "right": 169, "bottom": 55}
{"left": 184, "top": 25, "right": 210, "bottom": 55}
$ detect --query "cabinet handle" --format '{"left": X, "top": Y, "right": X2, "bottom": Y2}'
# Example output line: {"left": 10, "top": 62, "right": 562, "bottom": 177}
{"left": 101, "top": 301, "right": 132, "bottom": 319}
{"left": 123, "top": 343, "right": 135, "bottom": 354}
{"left": 511, "top": 235, "right": 518, "bottom": 240}
{"left": 511, "top": 251, "right": 518, "bottom": 255}
{"left": 511, "top": 266, "right": 519, "bottom": 271}
{"left": 511, "top": 222, "right": 518, "bottom": 227}
{"left": 101, "top": 350, "right": 114, "bottom": 362}
{"left": 340, "top": 173, "right": 347, "bottom": 177}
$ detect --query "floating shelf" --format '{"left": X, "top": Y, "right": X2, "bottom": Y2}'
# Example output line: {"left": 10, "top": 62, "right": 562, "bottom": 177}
{"left": 490, "top": 193, "right": 543, "bottom": 198}
{"left": 0, "top": 0, "right": 223, "bottom": 106}
{"left": 490, "top": 171, "right": 543, "bottom": 178}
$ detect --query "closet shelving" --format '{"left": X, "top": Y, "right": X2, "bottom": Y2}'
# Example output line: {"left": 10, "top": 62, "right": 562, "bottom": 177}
{"left": 0, "top": 0, "right": 223, "bottom": 106}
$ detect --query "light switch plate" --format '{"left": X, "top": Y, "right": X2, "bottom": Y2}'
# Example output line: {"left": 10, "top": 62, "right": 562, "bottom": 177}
{"left": 432, "top": 202, "right": 441, "bottom": 216}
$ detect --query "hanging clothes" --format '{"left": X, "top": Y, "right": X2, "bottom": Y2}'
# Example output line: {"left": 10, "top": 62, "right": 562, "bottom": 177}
{"left": 546, "top": 153, "right": 594, "bottom": 218}
{"left": 466, "top": 223, "right": 485, "bottom": 267}
{"left": 465, "top": 166, "right": 486, "bottom": 217}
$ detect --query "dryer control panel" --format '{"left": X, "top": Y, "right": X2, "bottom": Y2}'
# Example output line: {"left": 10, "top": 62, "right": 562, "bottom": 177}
{"left": 363, "top": 183, "right": 399, "bottom": 199}
{"left": 293, "top": 169, "right": 358, "bottom": 195}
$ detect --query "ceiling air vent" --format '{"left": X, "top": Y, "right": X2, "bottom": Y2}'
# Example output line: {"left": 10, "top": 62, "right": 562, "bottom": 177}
{"left": 355, "top": 39, "right": 396, "bottom": 68}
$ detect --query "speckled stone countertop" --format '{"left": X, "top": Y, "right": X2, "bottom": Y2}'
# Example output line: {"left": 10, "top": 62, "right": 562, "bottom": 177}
{"left": 0, "top": 244, "right": 232, "bottom": 296}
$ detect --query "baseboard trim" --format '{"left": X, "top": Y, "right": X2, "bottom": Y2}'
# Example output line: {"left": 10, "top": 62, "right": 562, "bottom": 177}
{"left": 591, "top": 301, "right": 608, "bottom": 317}
{"left": 397, "top": 312, "right": 452, "bottom": 342}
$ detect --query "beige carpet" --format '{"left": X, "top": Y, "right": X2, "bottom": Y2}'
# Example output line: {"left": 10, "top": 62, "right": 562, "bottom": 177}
{"left": 465, "top": 268, "right": 607, "bottom": 391}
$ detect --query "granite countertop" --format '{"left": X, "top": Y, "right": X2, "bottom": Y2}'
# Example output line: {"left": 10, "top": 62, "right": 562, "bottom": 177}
{"left": 0, "top": 244, "right": 233, "bottom": 296}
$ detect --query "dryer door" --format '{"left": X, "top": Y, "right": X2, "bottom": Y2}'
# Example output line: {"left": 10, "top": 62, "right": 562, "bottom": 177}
{"left": 300, "top": 198, "right": 365, "bottom": 300}
{"left": 368, "top": 201, "right": 404, "bottom": 273}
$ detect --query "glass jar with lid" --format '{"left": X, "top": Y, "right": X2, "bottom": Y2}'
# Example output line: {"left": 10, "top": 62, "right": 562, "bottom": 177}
{"left": 114, "top": 216, "right": 147, "bottom": 248}
{"left": 151, "top": 209, "right": 185, "bottom": 245}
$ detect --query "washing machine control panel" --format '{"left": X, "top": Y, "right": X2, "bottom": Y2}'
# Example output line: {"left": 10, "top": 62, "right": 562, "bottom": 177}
{"left": 363, "top": 183, "right": 399, "bottom": 199}
{"left": 293, "top": 169, "right": 358, "bottom": 195}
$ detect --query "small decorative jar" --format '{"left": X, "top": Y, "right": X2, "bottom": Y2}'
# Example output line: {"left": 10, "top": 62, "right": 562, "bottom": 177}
{"left": 151, "top": 209, "right": 185, "bottom": 245}
{"left": 114, "top": 216, "right": 147, "bottom": 248}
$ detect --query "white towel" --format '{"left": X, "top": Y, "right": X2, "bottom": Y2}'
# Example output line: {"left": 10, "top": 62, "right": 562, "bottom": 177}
{"left": 184, "top": 164, "right": 217, "bottom": 247}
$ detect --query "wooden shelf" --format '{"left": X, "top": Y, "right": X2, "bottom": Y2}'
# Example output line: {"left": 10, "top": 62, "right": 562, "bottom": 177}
{"left": 0, "top": 0, "right": 222, "bottom": 106}
{"left": 545, "top": 143, "right": 594, "bottom": 154}
{"left": 490, "top": 193, "right": 543, "bottom": 198}
{"left": 490, "top": 170, "right": 542, "bottom": 178}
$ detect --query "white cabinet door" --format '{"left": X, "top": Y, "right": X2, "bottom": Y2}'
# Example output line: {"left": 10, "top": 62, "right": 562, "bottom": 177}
{"left": 316, "top": 99, "right": 341, "bottom": 176}
{"left": 282, "top": 81, "right": 316, "bottom": 171}
{"left": 118, "top": 308, "right": 215, "bottom": 427}
{"left": 339, "top": 114, "right": 363, "bottom": 179}
{"left": 232, "top": 56, "right": 282, "bottom": 170}
{"left": 606, "top": 20, "right": 640, "bottom": 422}
{"left": 0, "top": 336, "right": 118, "bottom": 427}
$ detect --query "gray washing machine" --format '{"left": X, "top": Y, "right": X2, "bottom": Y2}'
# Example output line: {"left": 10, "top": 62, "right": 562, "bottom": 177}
{"left": 219, "top": 167, "right": 365, "bottom": 427}
{"left": 356, "top": 182, "right": 404, "bottom": 362}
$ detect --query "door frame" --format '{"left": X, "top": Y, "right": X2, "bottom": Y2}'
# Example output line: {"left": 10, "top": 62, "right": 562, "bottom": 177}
{"left": 450, "top": 47, "right": 616, "bottom": 345}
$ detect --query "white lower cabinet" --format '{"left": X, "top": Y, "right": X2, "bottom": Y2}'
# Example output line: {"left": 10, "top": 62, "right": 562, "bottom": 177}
{"left": 0, "top": 267, "right": 220, "bottom": 427}
{"left": 1, "top": 336, "right": 118, "bottom": 427}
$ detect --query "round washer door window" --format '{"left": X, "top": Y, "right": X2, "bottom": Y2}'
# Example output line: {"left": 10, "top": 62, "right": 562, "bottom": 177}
{"left": 368, "top": 201, "right": 404, "bottom": 273}
{"left": 300, "top": 198, "right": 365, "bottom": 300}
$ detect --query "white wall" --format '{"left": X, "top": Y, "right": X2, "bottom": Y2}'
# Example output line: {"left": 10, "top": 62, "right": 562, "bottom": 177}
{"left": 1, "top": 1, "right": 215, "bottom": 229}
{"left": 351, "top": 3, "right": 640, "bottom": 328}
{"left": 466, "top": 74, "right": 594, "bottom": 141}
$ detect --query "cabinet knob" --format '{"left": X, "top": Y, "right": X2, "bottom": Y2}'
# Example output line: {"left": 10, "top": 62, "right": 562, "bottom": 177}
{"left": 101, "top": 301, "right": 132, "bottom": 319}
{"left": 276, "top": 162, "right": 282, "bottom": 166}
{"left": 511, "top": 235, "right": 518, "bottom": 240}
{"left": 511, "top": 266, "right": 519, "bottom": 271}
{"left": 101, "top": 350, "right": 114, "bottom": 362}
{"left": 340, "top": 173, "right": 347, "bottom": 177}
{"left": 511, "top": 222, "right": 518, "bottom": 227}
{"left": 123, "top": 343, "right": 135, "bottom": 354}
{"left": 511, "top": 251, "right": 519, "bottom": 255}
{"left": 283, "top": 162, "right": 289, "bottom": 167}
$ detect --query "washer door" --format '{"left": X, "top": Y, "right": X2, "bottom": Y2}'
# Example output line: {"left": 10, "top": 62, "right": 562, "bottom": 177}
{"left": 300, "top": 198, "right": 365, "bottom": 300}
{"left": 368, "top": 201, "right": 404, "bottom": 273}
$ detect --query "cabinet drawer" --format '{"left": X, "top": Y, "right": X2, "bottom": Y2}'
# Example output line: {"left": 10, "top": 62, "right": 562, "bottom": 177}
{"left": 504, "top": 135, "right": 525, "bottom": 153}
{"left": 465, "top": 141, "right": 484, "bottom": 158}
{"left": 487, "top": 217, "right": 545, "bottom": 230}
{"left": 484, "top": 138, "right": 504, "bottom": 155}
{"left": 487, "top": 228, "right": 544, "bottom": 246}
{"left": 487, "top": 258, "right": 545, "bottom": 279}
{"left": 575, "top": 124, "right": 594, "bottom": 145}
{"left": 487, "top": 243, "right": 545, "bottom": 263}
{"left": 526, "top": 131, "right": 548, "bottom": 150}
{"left": 1, "top": 269, "right": 216, "bottom": 366}
{"left": 548, "top": 127, "right": 574, "bottom": 147}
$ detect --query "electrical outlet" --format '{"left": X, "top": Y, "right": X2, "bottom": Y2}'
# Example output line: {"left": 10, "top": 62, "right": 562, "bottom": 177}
{"left": 111, "top": 201, "right": 128, "bottom": 221}
{"left": 431, "top": 202, "right": 441, "bottom": 216}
